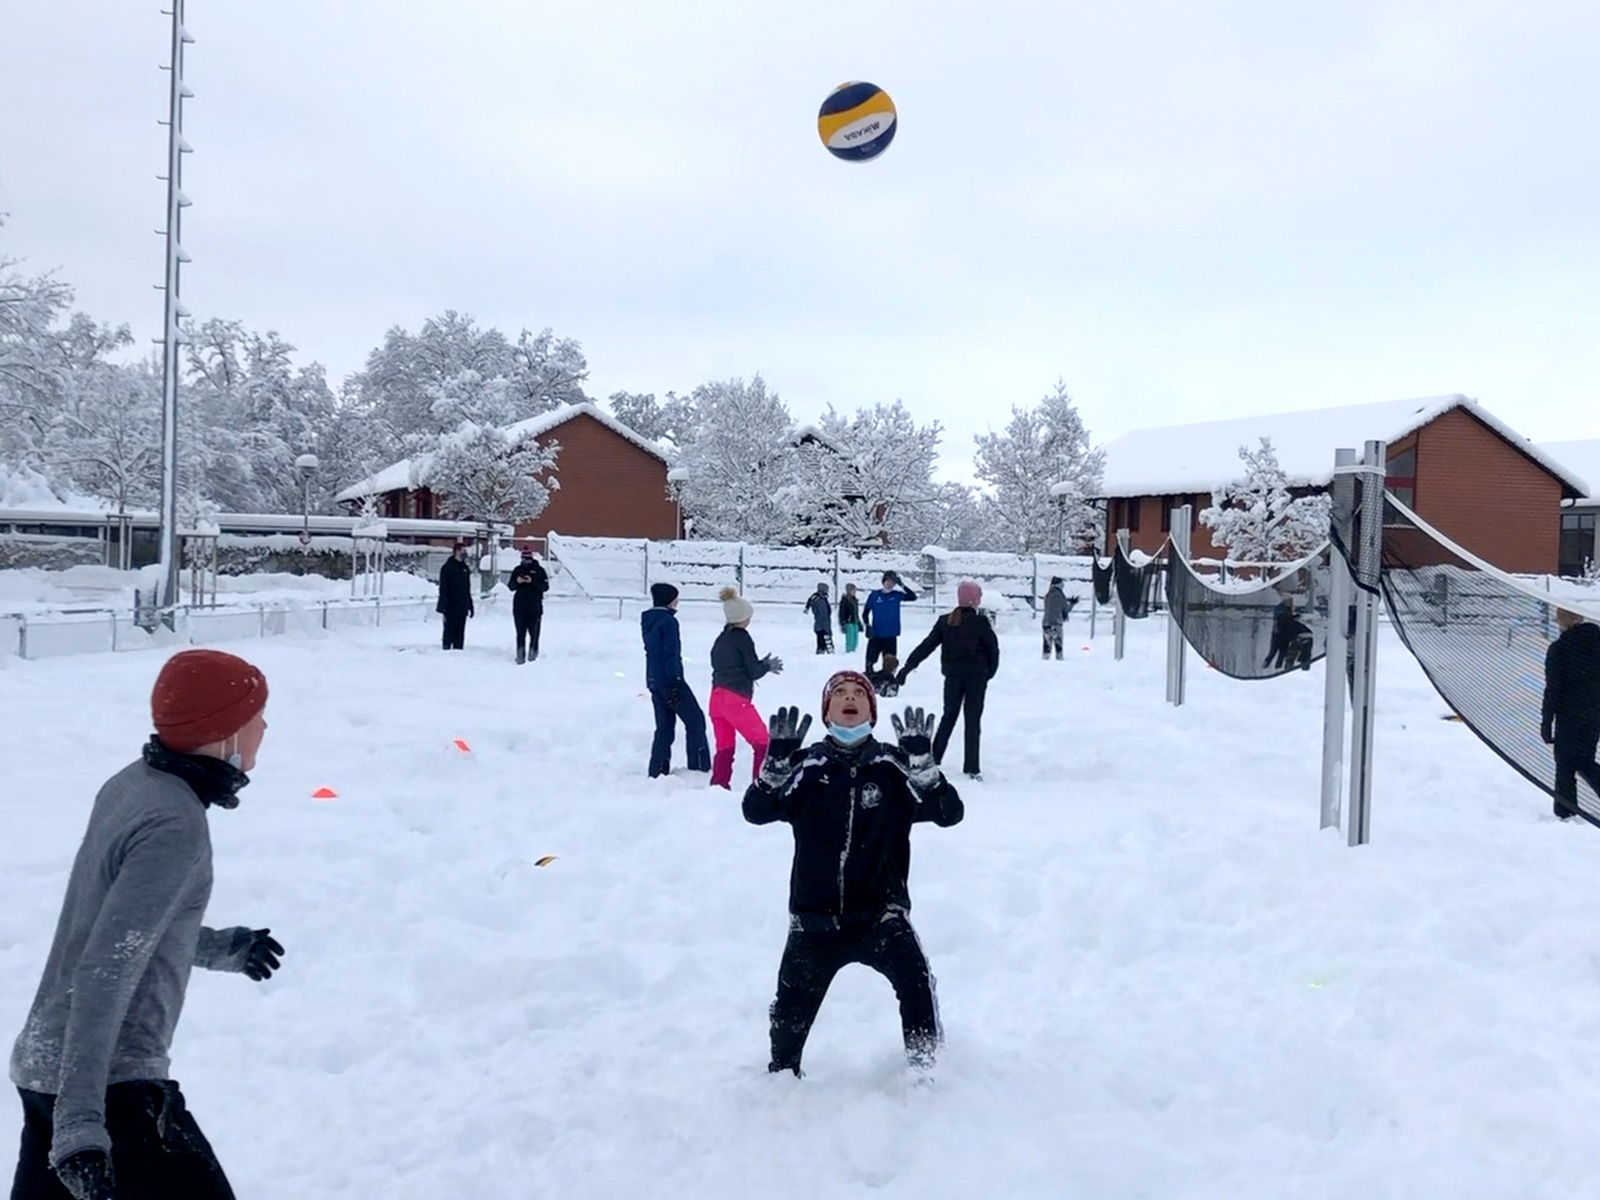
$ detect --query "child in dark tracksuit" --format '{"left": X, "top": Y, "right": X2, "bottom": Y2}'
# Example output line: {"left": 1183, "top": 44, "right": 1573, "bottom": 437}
{"left": 1543, "top": 608, "right": 1600, "bottom": 820}
{"left": 804, "top": 583, "right": 834, "bottom": 654}
{"left": 641, "top": 583, "right": 711, "bottom": 777}
{"left": 743, "top": 672, "right": 963, "bottom": 1077}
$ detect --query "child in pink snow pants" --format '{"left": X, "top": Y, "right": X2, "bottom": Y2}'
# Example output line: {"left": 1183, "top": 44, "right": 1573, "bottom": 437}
{"left": 708, "top": 586, "right": 783, "bottom": 788}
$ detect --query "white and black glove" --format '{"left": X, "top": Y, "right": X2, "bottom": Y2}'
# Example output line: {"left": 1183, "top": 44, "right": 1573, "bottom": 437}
{"left": 759, "top": 706, "right": 811, "bottom": 788}
{"left": 890, "top": 706, "right": 942, "bottom": 791}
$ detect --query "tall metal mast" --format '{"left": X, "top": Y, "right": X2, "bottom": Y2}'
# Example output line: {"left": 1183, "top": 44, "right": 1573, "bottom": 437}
{"left": 155, "top": 0, "right": 193, "bottom": 617}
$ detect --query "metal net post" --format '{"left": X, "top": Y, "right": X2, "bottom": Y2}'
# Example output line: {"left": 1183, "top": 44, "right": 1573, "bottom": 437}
{"left": 1320, "top": 448, "right": 1356, "bottom": 831}
{"left": 1114, "top": 529, "right": 1129, "bottom": 661}
{"left": 1347, "top": 440, "right": 1386, "bottom": 846}
{"left": 1166, "top": 505, "right": 1190, "bottom": 706}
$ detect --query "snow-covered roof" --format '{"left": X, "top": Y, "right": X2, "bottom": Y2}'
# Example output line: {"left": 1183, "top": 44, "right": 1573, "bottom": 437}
{"left": 335, "top": 403, "right": 671, "bottom": 503}
{"left": 1089, "top": 395, "right": 1589, "bottom": 499}
{"left": 1537, "top": 439, "right": 1600, "bottom": 508}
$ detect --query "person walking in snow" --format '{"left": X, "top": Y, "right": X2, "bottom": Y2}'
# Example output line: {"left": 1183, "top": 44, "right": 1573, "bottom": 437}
{"left": 506, "top": 546, "right": 550, "bottom": 664}
{"left": 1041, "top": 576, "right": 1075, "bottom": 661}
{"left": 838, "top": 583, "right": 863, "bottom": 655}
{"left": 9, "top": 649, "right": 282, "bottom": 1200}
{"left": 708, "top": 587, "right": 783, "bottom": 789}
{"left": 436, "top": 541, "right": 475, "bottom": 651}
{"left": 862, "top": 570, "right": 918, "bottom": 673}
{"left": 897, "top": 580, "right": 1000, "bottom": 780}
{"left": 1263, "top": 595, "right": 1313, "bottom": 672}
{"left": 1542, "top": 607, "right": 1600, "bottom": 821}
{"left": 804, "top": 582, "right": 834, "bottom": 654}
{"left": 743, "top": 674, "right": 963, "bottom": 1077}
{"left": 642, "top": 583, "right": 711, "bottom": 778}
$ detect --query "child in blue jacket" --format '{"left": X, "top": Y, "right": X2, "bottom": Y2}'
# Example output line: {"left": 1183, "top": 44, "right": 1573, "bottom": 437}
{"left": 641, "top": 583, "right": 710, "bottom": 777}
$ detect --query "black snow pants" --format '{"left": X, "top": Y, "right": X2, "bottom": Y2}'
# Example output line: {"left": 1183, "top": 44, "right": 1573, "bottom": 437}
{"left": 514, "top": 605, "right": 543, "bottom": 661}
{"left": 1553, "top": 721, "right": 1600, "bottom": 815}
{"left": 441, "top": 611, "right": 468, "bottom": 650}
{"left": 649, "top": 684, "right": 711, "bottom": 776}
{"left": 864, "top": 636, "right": 898, "bottom": 673}
{"left": 933, "top": 674, "right": 988, "bottom": 775}
{"left": 768, "top": 910, "right": 940, "bottom": 1075}
{"left": 11, "top": 1082, "right": 235, "bottom": 1200}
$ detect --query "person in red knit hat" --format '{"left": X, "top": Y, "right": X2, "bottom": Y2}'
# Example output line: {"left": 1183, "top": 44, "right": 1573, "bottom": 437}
{"left": 9, "top": 649, "right": 282, "bottom": 1200}
{"left": 742, "top": 671, "right": 963, "bottom": 1078}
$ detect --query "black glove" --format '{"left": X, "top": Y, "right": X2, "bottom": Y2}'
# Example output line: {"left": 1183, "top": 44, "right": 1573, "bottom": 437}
{"left": 894, "top": 669, "right": 909, "bottom": 687}
{"left": 763, "top": 654, "right": 784, "bottom": 676}
{"left": 241, "top": 928, "right": 284, "bottom": 981}
{"left": 766, "top": 706, "right": 813, "bottom": 763}
{"left": 468, "top": 606, "right": 475, "bottom": 619}
{"left": 54, "top": 1150, "right": 113, "bottom": 1200}
{"left": 1542, "top": 724, "right": 1555, "bottom": 746}
{"left": 890, "top": 707, "right": 941, "bottom": 790}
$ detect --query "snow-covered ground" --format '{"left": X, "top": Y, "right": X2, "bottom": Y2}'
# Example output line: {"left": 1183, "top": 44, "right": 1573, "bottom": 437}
{"left": 4, "top": 600, "right": 1599, "bottom": 1199}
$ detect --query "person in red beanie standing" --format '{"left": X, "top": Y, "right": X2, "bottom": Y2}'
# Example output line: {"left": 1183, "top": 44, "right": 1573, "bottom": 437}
{"left": 8, "top": 649, "right": 282, "bottom": 1200}
{"left": 742, "top": 672, "right": 963, "bottom": 1078}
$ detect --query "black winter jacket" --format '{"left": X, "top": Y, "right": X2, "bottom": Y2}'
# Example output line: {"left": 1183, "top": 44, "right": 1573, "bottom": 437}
{"left": 902, "top": 607, "right": 1000, "bottom": 680}
{"left": 507, "top": 559, "right": 549, "bottom": 611}
{"left": 1543, "top": 622, "right": 1600, "bottom": 738}
{"left": 838, "top": 593, "right": 861, "bottom": 628}
{"left": 742, "top": 736, "right": 962, "bottom": 929}
{"left": 710, "top": 625, "right": 771, "bottom": 698}
{"left": 436, "top": 556, "right": 475, "bottom": 617}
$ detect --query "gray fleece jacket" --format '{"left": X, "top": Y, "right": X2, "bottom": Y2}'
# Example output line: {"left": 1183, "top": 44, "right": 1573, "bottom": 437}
{"left": 8, "top": 753, "right": 256, "bottom": 1165}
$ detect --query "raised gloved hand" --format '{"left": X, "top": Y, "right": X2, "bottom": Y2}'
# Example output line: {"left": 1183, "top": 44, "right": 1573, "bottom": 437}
{"left": 763, "top": 654, "right": 784, "bottom": 676}
{"left": 223, "top": 928, "right": 284, "bottom": 981}
{"left": 766, "top": 706, "right": 812, "bottom": 764}
{"left": 890, "top": 707, "right": 941, "bottom": 790}
{"left": 54, "top": 1149, "right": 114, "bottom": 1200}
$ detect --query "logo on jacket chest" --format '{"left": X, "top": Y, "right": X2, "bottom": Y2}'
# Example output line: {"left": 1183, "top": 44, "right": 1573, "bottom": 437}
{"left": 858, "top": 782, "right": 883, "bottom": 809}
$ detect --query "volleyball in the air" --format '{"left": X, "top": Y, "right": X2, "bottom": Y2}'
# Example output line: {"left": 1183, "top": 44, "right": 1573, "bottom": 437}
{"left": 816, "top": 81, "right": 897, "bottom": 162}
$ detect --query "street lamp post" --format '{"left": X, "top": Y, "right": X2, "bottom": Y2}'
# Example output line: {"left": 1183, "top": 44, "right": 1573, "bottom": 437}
{"left": 295, "top": 453, "right": 319, "bottom": 545}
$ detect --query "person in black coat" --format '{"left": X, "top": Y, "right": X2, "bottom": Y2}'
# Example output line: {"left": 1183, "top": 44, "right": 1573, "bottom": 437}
{"left": 436, "top": 543, "right": 475, "bottom": 650}
{"left": 1263, "top": 596, "right": 1314, "bottom": 672}
{"left": 1542, "top": 608, "right": 1600, "bottom": 820}
{"left": 507, "top": 547, "right": 550, "bottom": 663}
{"left": 743, "top": 673, "right": 962, "bottom": 1076}
{"left": 897, "top": 579, "right": 1000, "bottom": 779}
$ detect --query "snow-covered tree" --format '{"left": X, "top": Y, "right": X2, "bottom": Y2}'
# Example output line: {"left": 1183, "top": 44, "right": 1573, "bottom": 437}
{"left": 41, "top": 360, "right": 162, "bottom": 512}
{"left": 1199, "top": 437, "right": 1332, "bottom": 562}
{"left": 347, "top": 313, "right": 588, "bottom": 459}
{"left": 972, "top": 379, "right": 1105, "bottom": 553}
{"left": 787, "top": 401, "right": 944, "bottom": 547}
{"left": 608, "top": 389, "right": 696, "bottom": 449}
{"left": 427, "top": 424, "right": 560, "bottom": 525}
{"left": 675, "top": 376, "right": 797, "bottom": 542}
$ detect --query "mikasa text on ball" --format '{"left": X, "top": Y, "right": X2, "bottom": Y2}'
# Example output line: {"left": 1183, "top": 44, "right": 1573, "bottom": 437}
{"left": 817, "top": 81, "right": 897, "bottom": 162}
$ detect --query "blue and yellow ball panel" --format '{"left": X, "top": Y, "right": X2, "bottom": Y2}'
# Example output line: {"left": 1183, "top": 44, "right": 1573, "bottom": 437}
{"left": 817, "top": 81, "right": 897, "bottom": 162}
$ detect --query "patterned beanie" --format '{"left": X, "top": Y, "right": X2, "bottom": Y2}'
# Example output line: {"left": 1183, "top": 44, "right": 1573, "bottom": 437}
{"left": 822, "top": 670, "right": 878, "bottom": 726}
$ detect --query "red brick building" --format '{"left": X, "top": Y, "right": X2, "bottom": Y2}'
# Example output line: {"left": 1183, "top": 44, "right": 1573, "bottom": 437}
{"left": 335, "top": 404, "right": 678, "bottom": 542}
{"left": 1095, "top": 395, "right": 1587, "bottom": 574}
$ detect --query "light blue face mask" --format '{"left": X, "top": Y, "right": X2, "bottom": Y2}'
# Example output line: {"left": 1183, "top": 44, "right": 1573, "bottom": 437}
{"left": 226, "top": 752, "right": 244, "bottom": 770}
{"left": 827, "top": 722, "right": 872, "bottom": 746}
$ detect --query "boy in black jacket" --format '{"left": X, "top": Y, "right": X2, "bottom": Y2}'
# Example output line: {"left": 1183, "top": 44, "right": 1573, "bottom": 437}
{"left": 1542, "top": 608, "right": 1600, "bottom": 820}
{"left": 743, "top": 671, "right": 963, "bottom": 1077}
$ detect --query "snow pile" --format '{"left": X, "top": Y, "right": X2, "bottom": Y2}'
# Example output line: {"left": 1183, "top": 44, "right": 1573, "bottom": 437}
{"left": 0, "top": 464, "right": 105, "bottom": 512}
{"left": 5, "top": 608, "right": 1600, "bottom": 1198}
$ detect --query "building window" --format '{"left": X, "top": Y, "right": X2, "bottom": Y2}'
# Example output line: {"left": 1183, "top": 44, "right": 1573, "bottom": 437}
{"left": 1160, "top": 497, "right": 1172, "bottom": 533}
{"left": 1128, "top": 497, "right": 1142, "bottom": 533}
{"left": 1111, "top": 499, "right": 1124, "bottom": 529}
{"left": 1384, "top": 445, "right": 1417, "bottom": 526}
{"left": 1559, "top": 511, "right": 1597, "bottom": 577}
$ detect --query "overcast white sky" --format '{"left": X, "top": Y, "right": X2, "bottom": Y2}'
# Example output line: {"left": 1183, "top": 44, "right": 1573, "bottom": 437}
{"left": 2, "top": 0, "right": 1597, "bottom": 482}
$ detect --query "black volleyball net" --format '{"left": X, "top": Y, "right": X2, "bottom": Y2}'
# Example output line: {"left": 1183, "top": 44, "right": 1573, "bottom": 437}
{"left": 1113, "top": 543, "right": 1166, "bottom": 618}
{"left": 1166, "top": 546, "right": 1332, "bottom": 680}
{"left": 1379, "top": 494, "right": 1600, "bottom": 819}
{"left": 1091, "top": 554, "right": 1113, "bottom": 607}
